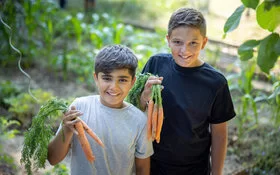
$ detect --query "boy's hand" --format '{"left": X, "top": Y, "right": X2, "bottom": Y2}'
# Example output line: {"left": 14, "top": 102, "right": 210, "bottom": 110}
{"left": 140, "top": 76, "right": 163, "bottom": 110}
{"left": 62, "top": 106, "right": 83, "bottom": 135}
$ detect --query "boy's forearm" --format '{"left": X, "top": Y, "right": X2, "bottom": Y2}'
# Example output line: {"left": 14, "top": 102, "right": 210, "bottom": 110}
{"left": 47, "top": 126, "right": 73, "bottom": 165}
{"left": 140, "top": 93, "right": 148, "bottom": 112}
{"left": 135, "top": 157, "right": 150, "bottom": 175}
{"left": 211, "top": 122, "right": 228, "bottom": 175}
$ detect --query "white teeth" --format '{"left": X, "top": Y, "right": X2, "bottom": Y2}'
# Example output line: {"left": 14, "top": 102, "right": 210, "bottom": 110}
{"left": 107, "top": 92, "right": 118, "bottom": 96}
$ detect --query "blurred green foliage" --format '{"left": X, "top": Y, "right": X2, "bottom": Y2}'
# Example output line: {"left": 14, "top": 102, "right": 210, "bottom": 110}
{"left": 224, "top": 0, "right": 280, "bottom": 172}
{"left": 4, "top": 89, "right": 54, "bottom": 128}
{"left": 44, "top": 163, "right": 69, "bottom": 175}
{"left": 0, "top": 117, "right": 20, "bottom": 174}
{"left": 0, "top": 80, "right": 21, "bottom": 109}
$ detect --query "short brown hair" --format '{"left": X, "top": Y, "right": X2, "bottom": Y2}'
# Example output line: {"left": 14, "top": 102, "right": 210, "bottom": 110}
{"left": 167, "top": 7, "right": 207, "bottom": 37}
{"left": 94, "top": 45, "right": 138, "bottom": 78}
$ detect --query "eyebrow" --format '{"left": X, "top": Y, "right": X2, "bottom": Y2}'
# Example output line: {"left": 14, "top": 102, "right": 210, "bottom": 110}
{"left": 101, "top": 74, "right": 130, "bottom": 79}
{"left": 171, "top": 37, "right": 199, "bottom": 41}
{"left": 118, "top": 75, "right": 130, "bottom": 79}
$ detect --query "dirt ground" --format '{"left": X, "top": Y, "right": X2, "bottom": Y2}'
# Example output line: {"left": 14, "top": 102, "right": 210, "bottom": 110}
{"left": 0, "top": 66, "right": 243, "bottom": 175}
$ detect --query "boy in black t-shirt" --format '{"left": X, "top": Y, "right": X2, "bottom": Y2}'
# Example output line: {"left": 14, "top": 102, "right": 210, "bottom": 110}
{"left": 140, "top": 7, "right": 236, "bottom": 175}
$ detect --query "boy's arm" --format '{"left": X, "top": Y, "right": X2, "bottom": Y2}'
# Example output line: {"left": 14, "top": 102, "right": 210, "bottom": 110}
{"left": 47, "top": 126, "right": 73, "bottom": 165}
{"left": 135, "top": 157, "right": 150, "bottom": 175}
{"left": 210, "top": 122, "right": 228, "bottom": 175}
{"left": 48, "top": 106, "right": 82, "bottom": 165}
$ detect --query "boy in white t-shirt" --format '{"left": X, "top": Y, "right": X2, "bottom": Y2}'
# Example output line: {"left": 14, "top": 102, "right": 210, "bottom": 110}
{"left": 47, "top": 45, "right": 153, "bottom": 175}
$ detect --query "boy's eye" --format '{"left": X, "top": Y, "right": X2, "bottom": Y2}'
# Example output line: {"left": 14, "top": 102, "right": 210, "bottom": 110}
{"left": 190, "top": 42, "right": 198, "bottom": 46}
{"left": 102, "top": 77, "right": 112, "bottom": 81}
{"left": 171, "top": 40, "right": 182, "bottom": 45}
{"left": 119, "top": 78, "right": 128, "bottom": 83}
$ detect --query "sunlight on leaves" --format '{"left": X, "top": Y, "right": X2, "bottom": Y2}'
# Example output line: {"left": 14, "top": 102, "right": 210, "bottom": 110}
{"left": 223, "top": 5, "right": 245, "bottom": 38}
{"left": 256, "top": 1, "right": 280, "bottom": 32}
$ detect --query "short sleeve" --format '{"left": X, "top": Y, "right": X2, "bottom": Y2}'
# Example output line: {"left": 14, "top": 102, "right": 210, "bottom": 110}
{"left": 209, "top": 83, "right": 236, "bottom": 124}
{"left": 135, "top": 117, "right": 154, "bottom": 159}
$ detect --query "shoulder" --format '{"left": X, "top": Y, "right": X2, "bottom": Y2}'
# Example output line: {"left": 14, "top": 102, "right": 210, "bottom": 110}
{"left": 71, "top": 95, "right": 97, "bottom": 108}
{"left": 143, "top": 53, "right": 172, "bottom": 73}
{"left": 126, "top": 104, "right": 147, "bottom": 123}
{"left": 150, "top": 53, "right": 172, "bottom": 61}
{"left": 202, "top": 63, "right": 228, "bottom": 84}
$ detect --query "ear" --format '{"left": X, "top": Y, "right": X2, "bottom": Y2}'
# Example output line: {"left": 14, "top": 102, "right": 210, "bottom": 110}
{"left": 166, "top": 34, "right": 171, "bottom": 48}
{"left": 131, "top": 76, "right": 136, "bottom": 87}
{"left": 201, "top": 37, "right": 208, "bottom": 50}
{"left": 93, "top": 72, "right": 98, "bottom": 81}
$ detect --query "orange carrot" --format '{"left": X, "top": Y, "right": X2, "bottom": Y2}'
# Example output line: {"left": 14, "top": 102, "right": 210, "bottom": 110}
{"left": 80, "top": 119, "right": 105, "bottom": 148}
{"left": 147, "top": 99, "right": 154, "bottom": 140}
{"left": 155, "top": 106, "right": 164, "bottom": 143}
{"left": 75, "top": 122, "right": 95, "bottom": 163}
{"left": 152, "top": 103, "right": 158, "bottom": 141}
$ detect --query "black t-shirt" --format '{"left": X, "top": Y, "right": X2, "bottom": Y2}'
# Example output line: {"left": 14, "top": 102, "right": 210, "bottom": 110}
{"left": 142, "top": 53, "right": 236, "bottom": 174}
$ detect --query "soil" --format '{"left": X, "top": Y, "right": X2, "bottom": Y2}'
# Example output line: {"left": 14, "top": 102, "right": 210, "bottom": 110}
{"left": 0, "top": 66, "right": 244, "bottom": 175}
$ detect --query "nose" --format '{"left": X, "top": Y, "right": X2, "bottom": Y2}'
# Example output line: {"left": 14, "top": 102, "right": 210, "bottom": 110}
{"left": 180, "top": 44, "right": 189, "bottom": 54}
{"left": 110, "top": 80, "right": 119, "bottom": 89}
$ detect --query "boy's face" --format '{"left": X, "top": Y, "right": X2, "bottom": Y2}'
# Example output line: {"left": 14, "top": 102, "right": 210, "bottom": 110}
{"left": 166, "top": 26, "right": 208, "bottom": 68}
{"left": 94, "top": 69, "right": 136, "bottom": 109}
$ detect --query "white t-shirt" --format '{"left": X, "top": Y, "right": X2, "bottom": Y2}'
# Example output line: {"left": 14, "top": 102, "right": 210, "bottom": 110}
{"left": 59, "top": 95, "right": 153, "bottom": 175}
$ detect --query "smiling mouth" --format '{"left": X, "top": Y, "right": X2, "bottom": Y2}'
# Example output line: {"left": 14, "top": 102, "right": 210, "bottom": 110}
{"left": 181, "top": 55, "right": 191, "bottom": 59}
{"left": 107, "top": 92, "right": 119, "bottom": 96}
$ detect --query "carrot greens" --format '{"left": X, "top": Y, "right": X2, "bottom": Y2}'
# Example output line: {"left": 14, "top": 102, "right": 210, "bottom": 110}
{"left": 21, "top": 98, "right": 68, "bottom": 175}
{"left": 126, "top": 72, "right": 151, "bottom": 109}
{"left": 21, "top": 98, "right": 104, "bottom": 175}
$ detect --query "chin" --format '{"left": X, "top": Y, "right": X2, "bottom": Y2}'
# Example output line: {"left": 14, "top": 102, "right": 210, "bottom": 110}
{"left": 176, "top": 61, "right": 190, "bottom": 67}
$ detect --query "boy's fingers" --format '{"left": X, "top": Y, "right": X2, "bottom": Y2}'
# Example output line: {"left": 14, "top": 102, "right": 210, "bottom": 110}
{"left": 64, "top": 110, "right": 82, "bottom": 119}
{"left": 70, "top": 127, "right": 78, "bottom": 135}
{"left": 63, "top": 119, "right": 80, "bottom": 135}
{"left": 147, "top": 77, "right": 162, "bottom": 86}
{"left": 70, "top": 111, "right": 83, "bottom": 118}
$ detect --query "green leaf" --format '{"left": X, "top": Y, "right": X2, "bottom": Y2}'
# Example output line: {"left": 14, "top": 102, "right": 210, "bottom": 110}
{"left": 268, "top": 81, "right": 280, "bottom": 101}
{"left": 223, "top": 5, "right": 245, "bottom": 37}
{"left": 71, "top": 17, "right": 82, "bottom": 45}
{"left": 239, "top": 51, "right": 254, "bottom": 61}
{"left": 275, "top": 38, "right": 280, "bottom": 55}
{"left": 257, "top": 33, "right": 280, "bottom": 73}
{"left": 238, "top": 40, "right": 260, "bottom": 61}
{"left": 263, "top": 0, "right": 280, "bottom": 11}
{"left": 256, "top": 1, "right": 280, "bottom": 32}
{"left": 241, "top": 0, "right": 259, "bottom": 9}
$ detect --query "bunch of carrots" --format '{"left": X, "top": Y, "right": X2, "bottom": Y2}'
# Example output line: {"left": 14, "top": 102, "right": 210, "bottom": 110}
{"left": 74, "top": 116, "right": 104, "bottom": 164}
{"left": 147, "top": 83, "right": 164, "bottom": 143}
{"left": 21, "top": 98, "right": 104, "bottom": 175}
{"left": 126, "top": 73, "right": 164, "bottom": 143}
